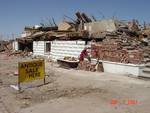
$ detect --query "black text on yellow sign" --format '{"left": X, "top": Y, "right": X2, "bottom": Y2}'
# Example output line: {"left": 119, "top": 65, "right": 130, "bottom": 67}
{"left": 18, "top": 60, "right": 45, "bottom": 83}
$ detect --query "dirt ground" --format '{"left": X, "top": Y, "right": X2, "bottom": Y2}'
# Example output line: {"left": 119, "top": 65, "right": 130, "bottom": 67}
{"left": 0, "top": 53, "right": 150, "bottom": 113}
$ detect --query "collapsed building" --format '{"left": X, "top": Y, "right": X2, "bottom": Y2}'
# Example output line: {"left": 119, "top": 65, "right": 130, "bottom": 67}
{"left": 13, "top": 12, "right": 92, "bottom": 60}
{"left": 12, "top": 12, "right": 150, "bottom": 77}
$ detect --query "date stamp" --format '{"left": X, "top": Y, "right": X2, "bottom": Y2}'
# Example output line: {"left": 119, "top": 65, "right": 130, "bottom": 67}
{"left": 110, "top": 99, "right": 138, "bottom": 105}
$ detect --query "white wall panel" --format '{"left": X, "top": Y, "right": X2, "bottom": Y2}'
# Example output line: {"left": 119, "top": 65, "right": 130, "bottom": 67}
{"left": 33, "top": 41, "right": 45, "bottom": 56}
{"left": 12, "top": 41, "right": 18, "bottom": 51}
{"left": 33, "top": 40, "right": 88, "bottom": 60}
{"left": 50, "top": 40, "right": 86, "bottom": 60}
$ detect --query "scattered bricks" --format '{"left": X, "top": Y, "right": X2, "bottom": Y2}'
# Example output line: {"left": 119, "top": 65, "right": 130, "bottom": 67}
{"left": 91, "top": 35, "right": 148, "bottom": 64}
{"left": 66, "top": 22, "right": 150, "bottom": 65}
{"left": 78, "top": 60, "right": 100, "bottom": 72}
{"left": 128, "top": 51, "right": 144, "bottom": 60}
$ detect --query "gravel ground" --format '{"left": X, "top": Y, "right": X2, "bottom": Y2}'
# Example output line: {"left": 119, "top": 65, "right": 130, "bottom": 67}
{"left": 0, "top": 53, "right": 150, "bottom": 113}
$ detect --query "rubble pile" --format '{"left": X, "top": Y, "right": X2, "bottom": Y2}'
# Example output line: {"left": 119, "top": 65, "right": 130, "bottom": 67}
{"left": 8, "top": 50, "right": 32, "bottom": 57}
{"left": 78, "top": 60, "right": 104, "bottom": 72}
{"left": 10, "top": 11, "right": 150, "bottom": 65}
{"left": 16, "top": 11, "right": 93, "bottom": 43}
{"left": 91, "top": 33, "right": 150, "bottom": 64}
{"left": 64, "top": 56, "right": 78, "bottom": 61}
{"left": 0, "top": 40, "right": 13, "bottom": 53}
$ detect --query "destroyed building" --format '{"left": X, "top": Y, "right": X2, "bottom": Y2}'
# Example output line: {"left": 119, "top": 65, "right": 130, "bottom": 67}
{"left": 12, "top": 12, "right": 150, "bottom": 77}
{"left": 12, "top": 12, "right": 92, "bottom": 60}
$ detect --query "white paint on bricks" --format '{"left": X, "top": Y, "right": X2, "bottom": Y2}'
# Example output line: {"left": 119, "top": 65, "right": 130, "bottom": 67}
{"left": 33, "top": 40, "right": 87, "bottom": 60}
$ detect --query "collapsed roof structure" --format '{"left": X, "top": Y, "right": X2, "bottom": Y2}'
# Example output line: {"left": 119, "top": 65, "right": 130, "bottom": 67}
{"left": 9, "top": 11, "right": 150, "bottom": 77}
{"left": 13, "top": 12, "right": 150, "bottom": 64}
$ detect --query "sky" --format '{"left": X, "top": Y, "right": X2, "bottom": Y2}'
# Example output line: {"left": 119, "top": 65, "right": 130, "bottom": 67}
{"left": 0, "top": 0, "right": 150, "bottom": 39}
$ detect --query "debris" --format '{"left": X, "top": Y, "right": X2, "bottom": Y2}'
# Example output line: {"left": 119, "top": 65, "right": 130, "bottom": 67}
{"left": 58, "top": 21, "right": 75, "bottom": 31}
{"left": 8, "top": 50, "right": 32, "bottom": 57}
{"left": 0, "top": 40, "right": 13, "bottom": 53}
{"left": 91, "top": 32, "right": 150, "bottom": 64}
{"left": 14, "top": 71, "right": 18, "bottom": 76}
{"left": 57, "top": 58, "right": 79, "bottom": 68}
{"left": 9, "top": 11, "right": 150, "bottom": 65}
{"left": 10, "top": 85, "right": 20, "bottom": 91}
{"left": 64, "top": 56, "right": 78, "bottom": 61}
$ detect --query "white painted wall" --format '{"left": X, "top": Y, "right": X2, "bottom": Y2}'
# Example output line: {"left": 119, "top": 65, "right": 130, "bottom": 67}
{"left": 50, "top": 40, "right": 86, "bottom": 60}
{"left": 12, "top": 41, "right": 18, "bottom": 51}
{"left": 33, "top": 40, "right": 87, "bottom": 60}
{"left": 33, "top": 41, "right": 45, "bottom": 56}
{"left": 102, "top": 61, "right": 145, "bottom": 76}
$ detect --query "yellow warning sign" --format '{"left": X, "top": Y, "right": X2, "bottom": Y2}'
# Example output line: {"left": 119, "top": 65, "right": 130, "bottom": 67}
{"left": 18, "top": 60, "right": 45, "bottom": 83}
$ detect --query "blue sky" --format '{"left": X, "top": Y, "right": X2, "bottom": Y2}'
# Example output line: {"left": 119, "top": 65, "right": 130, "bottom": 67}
{"left": 0, "top": 0, "right": 150, "bottom": 39}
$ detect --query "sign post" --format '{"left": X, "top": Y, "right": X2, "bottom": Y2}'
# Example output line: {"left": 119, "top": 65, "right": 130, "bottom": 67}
{"left": 18, "top": 59, "right": 45, "bottom": 90}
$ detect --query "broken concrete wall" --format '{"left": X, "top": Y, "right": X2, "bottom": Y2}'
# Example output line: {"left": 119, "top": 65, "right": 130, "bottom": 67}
{"left": 58, "top": 22, "right": 73, "bottom": 31}
{"left": 84, "top": 19, "right": 116, "bottom": 34}
{"left": 103, "top": 61, "right": 144, "bottom": 76}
